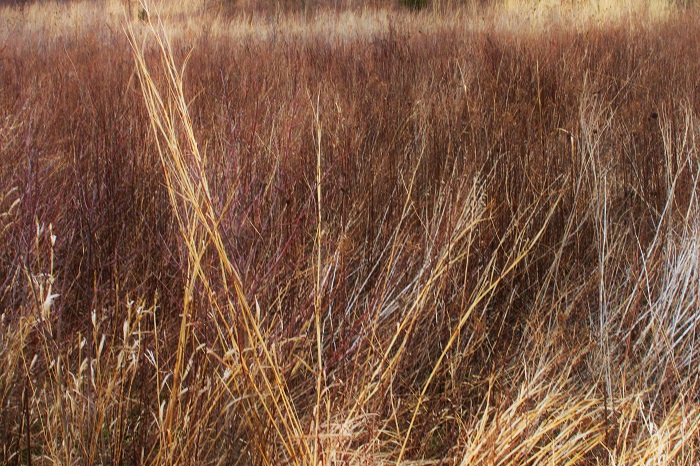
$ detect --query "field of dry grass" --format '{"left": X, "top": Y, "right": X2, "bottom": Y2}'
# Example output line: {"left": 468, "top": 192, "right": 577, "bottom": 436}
{"left": 1, "top": 0, "right": 700, "bottom": 464}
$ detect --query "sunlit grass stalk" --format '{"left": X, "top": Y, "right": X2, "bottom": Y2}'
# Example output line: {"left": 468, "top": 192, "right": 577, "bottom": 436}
{"left": 126, "top": 6, "right": 313, "bottom": 463}
{"left": 311, "top": 91, "right": 326, "bottom": 464}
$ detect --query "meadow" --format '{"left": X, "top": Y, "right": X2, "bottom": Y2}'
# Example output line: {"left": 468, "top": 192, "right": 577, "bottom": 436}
{"left": 1, "top": 0, "right": 700, "bottom": 463}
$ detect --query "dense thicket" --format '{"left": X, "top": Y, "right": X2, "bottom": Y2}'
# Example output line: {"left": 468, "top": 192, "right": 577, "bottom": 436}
{"left": 1, "top": 1, "right": 699, "bottom": 463}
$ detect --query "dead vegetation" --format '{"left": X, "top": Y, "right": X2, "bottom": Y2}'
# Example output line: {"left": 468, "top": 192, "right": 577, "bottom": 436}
{"left": 1, "top": 0, "right": 699, "bottom": 464}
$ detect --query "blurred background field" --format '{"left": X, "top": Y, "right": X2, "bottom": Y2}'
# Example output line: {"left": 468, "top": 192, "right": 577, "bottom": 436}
{"left": 1, "top": 0, "right": 700, "bottom": 464}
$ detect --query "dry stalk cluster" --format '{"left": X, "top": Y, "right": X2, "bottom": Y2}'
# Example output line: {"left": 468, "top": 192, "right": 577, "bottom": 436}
{"left": 0, "top": 0, "right": 699, "bottom": 464}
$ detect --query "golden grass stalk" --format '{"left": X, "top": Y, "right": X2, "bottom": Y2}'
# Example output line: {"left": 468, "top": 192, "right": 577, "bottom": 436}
{"left": 126, "top": 5, "right": 314, "bottom": 463}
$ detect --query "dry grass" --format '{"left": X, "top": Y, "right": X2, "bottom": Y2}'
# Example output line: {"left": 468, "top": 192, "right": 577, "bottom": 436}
{"left": 1, "top": 0, "right": 700, "bottom": 464}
